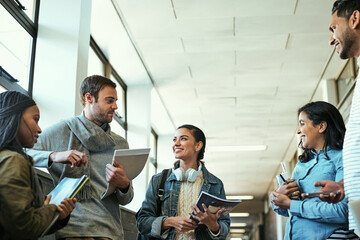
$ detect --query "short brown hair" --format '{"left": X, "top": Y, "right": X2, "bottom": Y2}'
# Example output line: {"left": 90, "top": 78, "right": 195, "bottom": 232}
{"left": 332, "top": 0, "right": 360, "bottom": 20}
{"left": 80, "top": 75, "right": 116, "bottom": 106}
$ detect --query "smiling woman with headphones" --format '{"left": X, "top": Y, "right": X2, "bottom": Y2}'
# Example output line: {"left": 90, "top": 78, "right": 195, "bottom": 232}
{"left": 0, "top": 91, "right": 76, "bottom": 240}
{"left": 137, "top": 124, "right": 230, "bottom": 240}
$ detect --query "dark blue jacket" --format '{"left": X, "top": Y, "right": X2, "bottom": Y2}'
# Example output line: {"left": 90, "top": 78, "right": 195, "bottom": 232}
{"left": 137, "top": 164, "right": 230, "bottom": 239}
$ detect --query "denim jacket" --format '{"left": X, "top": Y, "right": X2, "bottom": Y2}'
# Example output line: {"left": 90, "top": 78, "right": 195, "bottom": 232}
{"left": 272, "top": 148, "right": 348, "bottom": 240}
{"left": 137, "top": 164, "right": 230, "bottom": 240}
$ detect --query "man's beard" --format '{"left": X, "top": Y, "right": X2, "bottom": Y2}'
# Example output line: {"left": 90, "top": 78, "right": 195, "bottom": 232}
{"left": 340, "top": 27, "right": 356, "bottom": 59}
{"left": 96, "top": 114, "right": 112, "bottom": 124}
{"left": 93, "top": 106, "right": 113, "bottom": 125}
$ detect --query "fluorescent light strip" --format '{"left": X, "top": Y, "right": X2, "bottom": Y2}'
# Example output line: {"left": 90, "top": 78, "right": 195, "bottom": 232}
{"left": 231, "top": 223, "right": 247, "bottom": 227}
{"left": 230, "top": 213, "right": 250, "bottom": 217}
{"left": 230, "top": 236, "right": 244, "bottom": 239}
{"left": 231, "top": 229, "right": 246, "bottom": 233}
{"left": 227, "top": 195, "right": 254, "bottom": 200}
{"left": 208, "top": 145, "right": 267, "bottom": 152}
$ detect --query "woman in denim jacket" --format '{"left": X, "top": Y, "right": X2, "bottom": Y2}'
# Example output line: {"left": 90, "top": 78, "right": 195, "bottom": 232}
{"left": 270, "top": 101, "right": 348, "bottom": 240}
{"left": 137, "top": 124, "right": 230, "bottom": 240}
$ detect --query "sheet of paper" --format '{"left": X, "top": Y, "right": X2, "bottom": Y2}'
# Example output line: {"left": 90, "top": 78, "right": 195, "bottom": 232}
{"left": 100, "top": 148, "right": 150, "bottom": 199}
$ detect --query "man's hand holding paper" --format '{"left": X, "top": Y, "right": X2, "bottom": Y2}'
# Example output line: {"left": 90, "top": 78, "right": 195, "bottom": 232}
{"left": 105, "top": 159, "right": 130, "bottom": 191}
{"left": 101, "top": 148, "right": 150, "bottom": 199}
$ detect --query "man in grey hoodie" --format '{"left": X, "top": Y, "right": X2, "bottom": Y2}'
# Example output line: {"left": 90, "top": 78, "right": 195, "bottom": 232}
{"left": 29, "top": 75, "right": 133, "bottom": 240}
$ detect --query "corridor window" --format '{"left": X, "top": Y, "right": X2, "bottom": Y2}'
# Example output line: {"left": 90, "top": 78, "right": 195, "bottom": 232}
{"left": 89, "top": 36, "right": 127, "bottom": 136}
{"left": 110, "top": 120, "right": 126, "bottom": 139}
{"left": 0, "top": 85, "right": 7, "bottom": 93}
{"left": 110, "top": 73, "right": 126, "bottom": 120}
{"left": 0, "top": 0, "right": 38, "bottom": 94}
{"left": 88, "top": 46, "right": 104, "bottom": 76}
{"left": 336, "top": 58, "right": 358, "bottom": 104}
{"left": 22, "top": 0, "right": 36, "bottom": 21}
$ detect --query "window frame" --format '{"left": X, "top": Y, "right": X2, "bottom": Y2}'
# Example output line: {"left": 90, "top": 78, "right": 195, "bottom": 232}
{"left": 0, "top": 0, "right": 39, "bottom": 96}
{"left": 89, "top": 36, "right": 128, "bottom": 135}
{"left": 150, "top": 128, "right": 158, "bottom": 170}
{"left": 336, "top": 57, "right": 358, "bottom": 109}
{"left": 147, "top": 128, "right": 158, "bottom": 184}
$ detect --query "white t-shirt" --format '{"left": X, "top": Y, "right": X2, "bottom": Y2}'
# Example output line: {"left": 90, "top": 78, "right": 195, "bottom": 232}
{"left": 343, "top": 57, "right": 360, "bottom": 234}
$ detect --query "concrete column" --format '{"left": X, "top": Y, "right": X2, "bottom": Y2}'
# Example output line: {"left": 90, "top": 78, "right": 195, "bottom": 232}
{"left": 276, "top": 214, "right": 284, "bottom": 240}
{"left": 157, "top": 134, "right": 175, "bottom": 171}
{"left": 125, "top": 83, "right": 152, "bottom": 211}
{"left": 33, "top": 0, "right": 91, "bottom": 128}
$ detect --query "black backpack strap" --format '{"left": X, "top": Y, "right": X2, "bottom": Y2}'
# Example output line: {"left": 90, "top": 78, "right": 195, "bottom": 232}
{"left": 136, "top": 169, "right": 171, "bottom": 240}
{"left": 156, "top": 168, "right": 171, "bottom": 215}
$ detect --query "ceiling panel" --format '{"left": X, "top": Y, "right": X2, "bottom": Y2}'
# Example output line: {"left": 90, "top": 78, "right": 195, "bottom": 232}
{"left": 288, "top": 32, "right": 332, "bottom": 49}
{"left": 295, "top": 0, "right": 334, "bottom": 16}
{"left": 183, "top": 34, "right": 288, "bottom": 53}
{"left": 235, "top": 15, "right": 330, "bottom": 35}
{"left": 137, "top": 38, "right": 184, "bottom": 55}
{"left": 174, "top": 0, "right": 296, "bottom": 18}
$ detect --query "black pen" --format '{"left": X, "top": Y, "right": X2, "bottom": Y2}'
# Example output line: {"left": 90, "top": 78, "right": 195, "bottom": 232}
{"left": 280, "top": 174, "right": 287, "bottom": 184}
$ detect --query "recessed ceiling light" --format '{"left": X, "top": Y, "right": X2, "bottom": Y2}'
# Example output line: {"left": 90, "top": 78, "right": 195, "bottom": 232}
{"left": 230, "top": 213, "right": 250, "bottom": 217}
{"left": 208, "top": 145, "right": 267, "bottom": 152}
{"left": 231, "top": 223, "right": 247, "bottom": 227}
{"left": 227, "top": 195, "right": 254, "bottom": 200}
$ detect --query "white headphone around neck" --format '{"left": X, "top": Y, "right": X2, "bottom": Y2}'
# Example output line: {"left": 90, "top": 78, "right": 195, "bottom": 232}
{"left": 172, "top": 163, "right": 202, "bottom": 182}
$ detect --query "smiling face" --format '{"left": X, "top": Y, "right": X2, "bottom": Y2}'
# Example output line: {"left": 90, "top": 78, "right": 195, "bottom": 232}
{"left": 172, "top": 128, "right": 202, "bottom": 162}
{"left": 297, "top": 111, "right": 326, "bottom": 153}
{"left": 329, "top": 11, "right": 357, "bottom": 59}
{"left": 16, "top": 105, "right": 41, "bottom": 148}
{"left": 85, "top": 86, "right": 118, "bottom": 126}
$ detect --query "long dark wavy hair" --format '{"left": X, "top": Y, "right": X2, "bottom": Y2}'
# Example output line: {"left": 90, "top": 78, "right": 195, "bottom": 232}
{"left": 177, "top": 124, "right": 206, "bottom": 162}
{"left": 0, "top": 91, "right": 36, "bottom": 156}
{"left": 297, "top": 101, "right": 345, "bottom": 163}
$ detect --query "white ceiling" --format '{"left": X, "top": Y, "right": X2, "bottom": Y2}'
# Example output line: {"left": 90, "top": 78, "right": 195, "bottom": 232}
{"left": 91, "top": 0, "right": 342, "bottom": 232}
